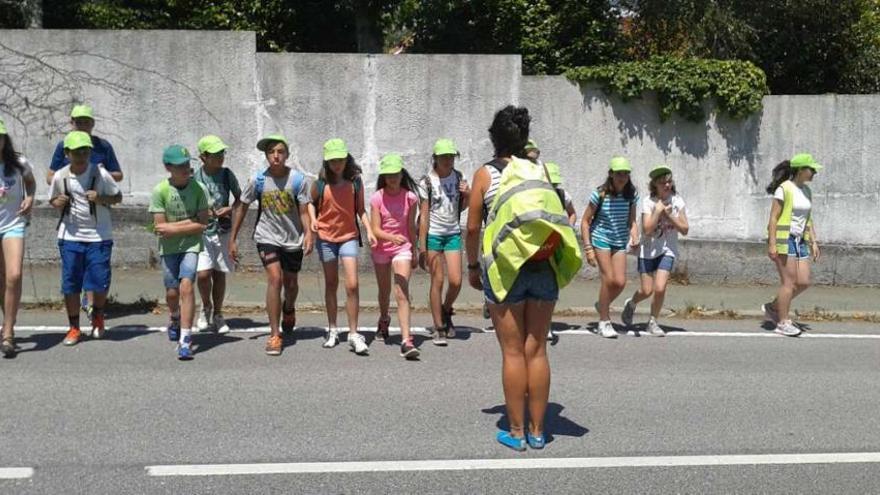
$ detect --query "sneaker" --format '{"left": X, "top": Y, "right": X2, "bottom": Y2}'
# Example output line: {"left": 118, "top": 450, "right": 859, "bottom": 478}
{"left": 213, "top": 313, "right": 230, "bottom": 334}
{"left": 433, "top": 328, "right": 448, "bottom": 346}
{"left": 281, "top": 305, "right": 296, "bottom": 335}
{"left": 547, "top": 329, "right": 559, "bottom": 345}
{"left": 646, "top": 317, "right": 665, "bottom": 337}
{"left": 196, "top": 306, "right": 212, "bottom": 332}
{"left": 621, "top": 298, "right": 636, "bottom": 327}
{"left": 90, "top": 314, "right": 106, "bottom": 339}
{"left": 762, "top": 302, "right": 779, "bottom": 324}
{"left": 348, "top": 332, "right": 369, "bottom": 355}
{"left": 526, "top": 432, "right": 546, "bottom": 450}
{"left": 376, "top": 316, "right": 391, "bottom": 342}
{"left": 775, "top": 320, "right": 801, "bottom": 337}
{"left": 167, "top": 319, "right": 180, "bottom": 342}
{"left": 482, "top": 301, "right": 490, "bottom": 319}
{"left": 177, "top": 336, "right": 194, "bottom": 360}
{"left": 401, "top": 338, "right": 421, "bottom": 359}
{"left": 598, "top": 320, "right": 617, "bottom": 339}
{"left": 1, "top": 337, "right": 16, "bottom": 358}
{"left": 442, "top": 307, "right": 456, "bottom": 338}
{"left": 265, "top": 334, "right": 283, "bottom": 355}
{"left": 63, "top": 327, "right": 82, "bottom": 346}
{"left": 322, "top": 328, "right": 339, "bottom": 348}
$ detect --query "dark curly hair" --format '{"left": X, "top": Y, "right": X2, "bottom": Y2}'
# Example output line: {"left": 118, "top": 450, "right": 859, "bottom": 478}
{"left": 488, "top": 105, "right": 530, "bottom": 158}
{"left": 765, "top": 160, "right": 794, "bottom": 194}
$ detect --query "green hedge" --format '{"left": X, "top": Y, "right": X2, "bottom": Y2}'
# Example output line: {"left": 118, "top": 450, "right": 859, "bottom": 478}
{"left": 565, "top": 56, "right": 769, "bottom": 121}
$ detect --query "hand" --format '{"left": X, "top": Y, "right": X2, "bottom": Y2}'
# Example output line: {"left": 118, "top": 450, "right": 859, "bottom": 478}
{"left": 811, "top": 242, "right": 821, "bottom": 262}
{"left": 303, "top": 232, "right": 314, "bottom": 256}
{"left": 85, "top": 190, "right": 98, "bottom": 203}
{"left": 368, "top": 232, "right": 378, "bottom": 248}
{"left": 459, "top": 179, "right": 470, "bottom": 194}
{"left": 664, "top": 204, "right": 674, "bottom": 217}
{"left": 418, "top": 250, "right": 428, "bottom": 271}
{"left": 768, "top": 244, "right": 777, "bottom": 261}
{"left": 215, "top": 206, "right": 233, "bottom": 218}
{"left": 585, "top": 249, "right": 597, "bottom": 267}
{"left": 391, "top": 234, "right": 407, "bottom": 246}
{"left": 628, "top": 237, "right": 640, "bottom": 252}
{"left": 654, "top": 200, "right": 666, "bottom": 213}
{"left": 468, "top": 267, "right": 483, "bottom": 290}
{"left": 229, "top": 239, "right": 240, "bottom": 263}
{"left": 310, "top": 220, "right": 319, "bottom": 233}
{"left": 53, "top": 194, "right": 70, "bottom": 209}
{"left": 17, "top": 196, "right": 34, "bottom": 216}
{"left": 153, "top": 223, "right": 174, "bottom": 239}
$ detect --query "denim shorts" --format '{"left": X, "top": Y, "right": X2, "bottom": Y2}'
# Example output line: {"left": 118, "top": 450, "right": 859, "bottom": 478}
{"left": 0, "top": 225, "right": 26, "bottom": 239}
{"left": 58, "top": 240, "right": 113, "bottom": 295}
{"left": 482, "top": 259, "right": 559, "bottom": 305}
{"left": 426, "top": 233, "right": 462, "bottom": 252}
{"left": 161, "top": 251, "right": 199, "bottom": 289}
{"left": 591, "top": 237, "right": 627, "bottom": 252}
{"left": 638, "top": 255, "right": 675, "bottom": 274}
{"left": 317, "top": 238, "right": 359, "bottom": 262}
{"left": 788, "top": 236, "right": 810, "bottom": 260}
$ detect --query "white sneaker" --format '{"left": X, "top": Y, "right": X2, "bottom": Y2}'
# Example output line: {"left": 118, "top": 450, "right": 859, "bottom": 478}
{"left": 621, "top": 298, "right": 636, "bottom": 327}
{"left": 214, "top": 314, "right": 230, "bottom": 334}
{"left": 775, "top": 320, "right": 801, "bottom": 337}
{"left": 598, "top": 320, "right": 618, "bottom": 339}
{"left": 196, "top": 306, "right": 212, "bottom": 332}
{"left": 348, "top": 332, "right": 369, "bottom": 355}
{"left": 646, "top": 317, "right": 665, "bottom": 337}
{"left": 323, "top": 328, "right": 339, "bottom": 348}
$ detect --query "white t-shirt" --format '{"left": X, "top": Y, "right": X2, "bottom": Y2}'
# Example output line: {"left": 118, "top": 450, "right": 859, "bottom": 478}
{"left": 773, "top": 183, "right": 811, "bottom": 238}
{"left": 50, "top": 164, "right": 120, "bottom": 242}
{"left": 639, "top": 195, "right": 686, "bottom": 259}
{"left": 418, "top": 171, "right": 462, "bottom": 236}
{"left": 0, "top": 157, "right": 33, "bottom": 234}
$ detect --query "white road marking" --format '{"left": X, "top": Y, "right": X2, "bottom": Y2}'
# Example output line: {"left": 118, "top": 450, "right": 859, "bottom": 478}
{"left": 146, "top": 452, "right": 880, "bottom": 476}
{"left": 8, "top": 326, "right": 880, "bottom": 339}
{"left": 0, "top": 467, "right": 34, "bottom": 479}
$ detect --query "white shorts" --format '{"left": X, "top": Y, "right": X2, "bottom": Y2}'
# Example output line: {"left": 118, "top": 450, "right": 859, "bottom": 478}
{"left": 197, "top": 232, "right": 232, "bottom": 273}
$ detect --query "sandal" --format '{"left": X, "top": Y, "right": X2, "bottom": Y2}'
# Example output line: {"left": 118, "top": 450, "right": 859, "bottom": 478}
{"left": 527, "top": 432, "right": 546, "bottom": 450}
{"left": 496, "top": 431, "right": 526, "bottom": 452}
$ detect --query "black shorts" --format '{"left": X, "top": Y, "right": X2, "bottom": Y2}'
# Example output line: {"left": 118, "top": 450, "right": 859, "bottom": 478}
{"left": 256, "top": 244, "right": 303, "bottom": 273}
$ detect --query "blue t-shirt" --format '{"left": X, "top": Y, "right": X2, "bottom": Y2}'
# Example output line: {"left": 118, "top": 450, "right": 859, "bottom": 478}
{"left": 49, "top": 135, "right": 121, "bottom": 173}
{"left": 589, "top": 189, "right": 639, "bottom": 247}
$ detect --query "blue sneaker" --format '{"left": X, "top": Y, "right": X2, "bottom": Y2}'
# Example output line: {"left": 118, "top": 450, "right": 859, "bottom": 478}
{"left": 177, "top": 336, "right": 193, "bottom": 361}
{"left": 527, "top": 432, "right": 546, "bottom": 449}
{"left": 496, "top": 431, "right": 526, "bottom": 452}
{"left": 167, "top": 319, "right": 180, "bottom": 342}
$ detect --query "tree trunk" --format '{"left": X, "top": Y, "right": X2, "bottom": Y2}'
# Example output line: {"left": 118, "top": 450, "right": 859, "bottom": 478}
{"left": 354, "top": 0, "right": 383, "bottom": 53}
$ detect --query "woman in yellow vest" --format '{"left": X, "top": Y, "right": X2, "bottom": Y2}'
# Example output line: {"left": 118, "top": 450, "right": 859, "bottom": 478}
{"left": 762, "top": 153, "right": 822, "bottom": 337}
{"left": 466, "top": 106, "right": 582, "bottom": 451}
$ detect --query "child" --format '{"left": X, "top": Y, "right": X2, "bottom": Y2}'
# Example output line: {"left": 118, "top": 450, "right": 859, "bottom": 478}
{"left": 621, "top": 165, "right": 689, "bottom": 336}
{"left": 307, "top": 138, "right": 375, "bottom": 354}
{"left": 545, "top": 162, "right": 577, "bottom": 226}
{"left": 580, "top": 157, "right": 639, "bottom": 339}
{"left": 370, "top": 154, "right": 421, "bottom": 359}
{"left": 193, "top": 135, "right": 241, "bottom": 334}
{"left": 229, "top": 134, "right": 313, "bottom": 356}
{"left": 148, "top": 145, "right": 210, "bottom": 360}
{"left": 49, "top": 131, "right": 122, "bottom": 347}
{"left": 417, "top": 138, "right": 469, "bottom": 346}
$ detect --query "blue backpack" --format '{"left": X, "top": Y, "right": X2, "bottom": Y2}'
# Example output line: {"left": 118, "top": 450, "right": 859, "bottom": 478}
{"left": 253, "top": 168, "right": 305, "bottom": 237}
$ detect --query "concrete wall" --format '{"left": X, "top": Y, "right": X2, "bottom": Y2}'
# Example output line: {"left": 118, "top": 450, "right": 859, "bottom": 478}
{"left": 2, "top": 30, "right": 878, "bottom": 284}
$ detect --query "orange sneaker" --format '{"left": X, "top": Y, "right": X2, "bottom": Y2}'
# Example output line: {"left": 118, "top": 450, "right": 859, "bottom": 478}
{"left": 63, "top": 327, "right": 82, "bottom": 346}
{"left": 91, "top": 314, "right": 106, "bottom": 339}
{"left": 265, "top": 334, "right": 283, "bottom": 356}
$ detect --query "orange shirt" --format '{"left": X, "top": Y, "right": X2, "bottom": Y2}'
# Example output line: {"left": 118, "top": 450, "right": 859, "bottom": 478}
{"left": 316, "top": 181, "right": 359, "bottom": 243}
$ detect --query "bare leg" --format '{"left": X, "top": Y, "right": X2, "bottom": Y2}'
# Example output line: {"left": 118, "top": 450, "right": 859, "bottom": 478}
{"left": 595, "top": 250, "right": 626, "bottom": 320}
{"left": 211, "top": 271, "right": 226, "bottom": 314}
{"left": 773, "top": 256, "right": 798, "bottom": 322}
{"left": 524, "top": 299, "right": 555, "bottom": 437}
{"left": 442, "top": 249, "right": 463, "bottom": 313}
{"left": 392, "top": 259, "right": 413, "bottom": 341}
{"left": 179, "top": 279, "right": 196, "bottom": 330}
{"left": 0, "top": 237, "right": 24, "bottom": 340}
{"left": 650, "top": 270, "right": 670, "bottom": 318}
{"left": 341, "top": 257, "right": 360, "bottom": 335}
{"left": 196, "top": 270, "right": 213, "bottom": 310}
{"left": 322, "top": 260, "right": 340, "bottom": 329}
{"left": 374, "top": 262, "right": 392, "bottom": 321}
{"left": 264, "top": 262, "right": 283, "bottom": 336}
{"left": 492, "top": 302, "right": 527, "bottom": 439}
{"left": 427, "top": 250, "right": 445, "bottom": 329}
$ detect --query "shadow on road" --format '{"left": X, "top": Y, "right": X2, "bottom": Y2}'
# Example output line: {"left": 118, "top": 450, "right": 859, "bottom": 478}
{"left": 192, "top": 333, "right": 244, "bottom": 355}
{"left": 481, "top": 402, "right": 589, "bottom": 444}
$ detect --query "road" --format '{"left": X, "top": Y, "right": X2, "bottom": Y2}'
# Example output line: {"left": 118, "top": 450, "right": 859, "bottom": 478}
{"left": 1, "top": 310, "right": 879, "bottom": 494}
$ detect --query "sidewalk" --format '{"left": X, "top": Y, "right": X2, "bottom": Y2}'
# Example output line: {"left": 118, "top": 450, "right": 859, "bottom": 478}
{"left": 19, "top": 266, "right": 880, "bottom": 320}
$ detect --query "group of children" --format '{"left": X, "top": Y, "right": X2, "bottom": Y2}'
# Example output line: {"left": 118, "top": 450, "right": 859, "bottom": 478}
{"left": 0, "top": 103, "right": 822, "bottom": 361}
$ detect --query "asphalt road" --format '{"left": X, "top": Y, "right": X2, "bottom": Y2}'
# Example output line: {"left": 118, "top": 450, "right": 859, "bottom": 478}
{"left": 1, "top": 310, "right": 879, "bottom": 494}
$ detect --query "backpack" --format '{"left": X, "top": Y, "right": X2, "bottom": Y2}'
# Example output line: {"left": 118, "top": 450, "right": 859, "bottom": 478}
{"left": 194, "top": 167, "right": 234, "bottom": 231}
{"left": 421, "top": 169, "right": 465, "bottom": 220}
{"left": 313, "top": 176, "right": 364, "bottom": 247}
{"left": 56, "top": 164, "right": 99, "bottom": 230}
{"left": 253, "top": 168, "right": 306, "bottom": 237}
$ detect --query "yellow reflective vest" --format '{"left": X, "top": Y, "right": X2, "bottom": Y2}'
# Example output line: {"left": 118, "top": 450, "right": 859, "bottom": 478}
{"left": 772, "top": 180, "right": 812, "bottom": 255}
{"left": 482, "top": 157, "right": 583, "bottom": 302}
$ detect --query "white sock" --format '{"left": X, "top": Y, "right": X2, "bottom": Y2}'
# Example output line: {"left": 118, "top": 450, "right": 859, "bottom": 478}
{"left": 179, "top": 328, "right": 192, "bottom": 346}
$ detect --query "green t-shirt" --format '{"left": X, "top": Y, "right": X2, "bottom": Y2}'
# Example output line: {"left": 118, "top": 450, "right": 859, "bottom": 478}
{"left": 148, "top": 178, "right": 210, "bottom": 255}
{"left": 194, "top": 166, "right": 241, "bottom": 236}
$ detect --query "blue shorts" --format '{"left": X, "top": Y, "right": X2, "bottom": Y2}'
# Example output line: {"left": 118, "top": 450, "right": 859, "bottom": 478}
{"left": 638, "top": 255, "right": 675, "bottom": 274}
{"left": 482, "top": 259, "right": 559, "bottom": 305}
{"left": 788, "top": 236, "right": 810, "bottom": 260}
{"left": 58, "top": 240, "right": 113, "bottom": 295}
{"left": 0, "top": 225, "right": 25, "bottom": 239}
{"left": 317, "top": 238, "right": 359, "bottom": 263}
{"left": 592, "top": 237, "right": 628, "bottom": 252}
{"left": 161, "top": 252, "right": 199, "bottom": 289}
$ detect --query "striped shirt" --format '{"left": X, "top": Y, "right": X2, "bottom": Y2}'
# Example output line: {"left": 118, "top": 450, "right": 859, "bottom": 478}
{"left": 589, "top": 189, "right": 639, "bottom": 247}
{"left": 481, "top": 160, "right": 505, "bottom": 223}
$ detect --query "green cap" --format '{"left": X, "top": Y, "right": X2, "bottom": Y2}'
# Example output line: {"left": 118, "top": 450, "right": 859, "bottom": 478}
{"left": 70, "top": 105, "right": 94, "bottom": 119}
{"left": 524, "top": 139, "right": 539, "bottom": 151}
{"left": 433, "top": 138, "right": 458, "bottom": 156}
{"left": 162, "top": 144, "right": 193, "bottom": 166}
{"left": 198, "top": 135, "right": 228, "bottom": 154}
{"left": 379, "top": 154, "right": 404, "bottom": 175}
{"left": 790, "top": 153, "right": 823, "bottom": 171}
{"left": 649, "top": 164, "right": 672, "bottom": 179}
{"left": 323, "top": 138, "right": 349, "bottom": 161}
{"left": 545, "top": 162, "right": 562, "bottom": 184}
{"left": 256, "top": 134, "right": 289, "bottom": 152}
{"left": 609, "top": 156, "right": 632, "bottom": 173}
{"left": 0, "top": 118, "right": 6, "bottom": 135}
{"left": 63, "top": 131, "right": 93, "bottom": 150}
